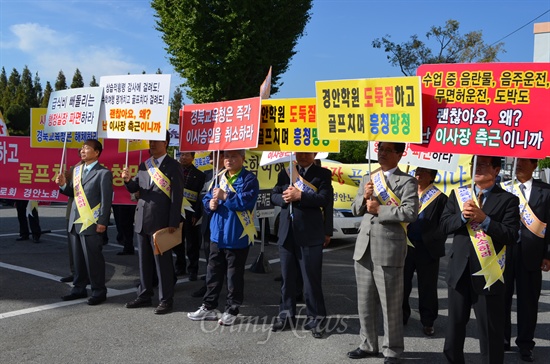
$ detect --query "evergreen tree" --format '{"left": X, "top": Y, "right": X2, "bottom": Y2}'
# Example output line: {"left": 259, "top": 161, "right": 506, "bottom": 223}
{"left": 16, "top": 66, "right": 34, "bottom": 108}
{"left": 33, "top": 72, "right": 42, "bottom": 107}
{"left": 70, "top": 68, "right": 85, "bottom": 88}
{"left": 89, "top": 75, "right": 99, "bottom": 87}
{"left": 170, "top": 86, "right": 184, "bottom": 124}
{"left": 0, "top": 67, "right": 7, "bottom": 113}
{"left": 41, "top": 81, "right": 53, "bottom": 108}
{"left": 54, "top": 70, "right": 67, "bottom": 90}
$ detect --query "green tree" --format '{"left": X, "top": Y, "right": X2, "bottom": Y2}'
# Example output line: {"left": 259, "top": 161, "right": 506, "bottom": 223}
{"left": 328, "top": 141, "right": 370, "bottom": 164}
{"left": 54, "top": 70, "right": 67, "bottom": 90}
{"left": 16, "top": 66, "right": 34, "bottom": 108}
{"left": 170, "top": 86, "right": 184, "bottom": 124}
{"left": 372, "top": 19, "right": 505, "bottom": 76}
{"left": 151, "top": 0, "right": 312, "bottom": 103}
{"left": 0, "top": 67, "right": 7, "bottom": 113}
{"left": 33, "top": 72, "right": 43, "bottom": 107}
{"left": 89, "top": 75, "right": 99, "bottom": 87}
{"left": 5, "top": 103, "right": 29, "bottom": 135}
{"left": 70, "top": 68, "right": 85, "bottom": 88}
{"left": 41, "top": 81, "right": 53, "bottom": 108}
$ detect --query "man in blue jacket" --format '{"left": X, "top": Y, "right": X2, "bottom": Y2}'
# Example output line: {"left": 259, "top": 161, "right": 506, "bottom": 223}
{"left": 187, "top": 149, "right": 259, "bottom": 326}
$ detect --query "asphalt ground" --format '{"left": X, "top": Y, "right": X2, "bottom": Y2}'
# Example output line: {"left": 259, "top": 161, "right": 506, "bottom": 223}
{"left": 1, "top": 203, "right": 549, "bottom": 364}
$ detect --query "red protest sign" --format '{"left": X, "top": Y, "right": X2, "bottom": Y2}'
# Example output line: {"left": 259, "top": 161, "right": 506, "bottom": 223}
{"left": 411, "top": 63, "right": 550, "bottom": 158}
{"left": 179, "top": 97, "right": 261, "bottom": 151}
{"left": 0, "top": 136, "right": 142, "bottom": 204}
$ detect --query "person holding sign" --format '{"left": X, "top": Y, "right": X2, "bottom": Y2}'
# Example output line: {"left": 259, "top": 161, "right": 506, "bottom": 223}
{"left": 187, "top": 150, "right": 259, "bottom": 326}
{"left": 403, "top": 167, "right": 448, "bottom": 337}
{"left": 269, "top": 152, "right": 333, "bottom": 339}
{"left": 503, "top": 158, "right": 550, "bottom": 363}
{"left": 55, "top": 139, "right": 113, "bottom": 306}
{"left": 173, "top": 152, "right": 206, "bottom": 279}
{"left": 441, "top": 156, "right": 519, "bottom": 364}
{"left": 348, "top": 142, "right": 418, "bottom": 363}
{"left": 122, "top": 132, "right": 184, "bottom": 315}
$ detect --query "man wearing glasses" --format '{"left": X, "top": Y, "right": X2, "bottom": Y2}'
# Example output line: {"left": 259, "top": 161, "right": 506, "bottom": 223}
{"left": 348, "top": 142, "right": 419, "bottom": 364}
{"left": 441, "top": 155, "right": 519, "bottom": 364}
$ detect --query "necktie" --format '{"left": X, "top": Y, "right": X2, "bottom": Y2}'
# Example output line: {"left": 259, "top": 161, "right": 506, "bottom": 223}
{"left": 154, "top": 159, "right": 159, "bottom": 166}
{"left": 477, "top": 190, "right": 484, "bottom": 209}
{"left": 82, "top": 167, "right": 88, "bottom": 179}
{"left": 299, "top": 167, "right": 306, "bottom": 177}
{"left": 519, "top": 183, "right": 526, "bottom": 199}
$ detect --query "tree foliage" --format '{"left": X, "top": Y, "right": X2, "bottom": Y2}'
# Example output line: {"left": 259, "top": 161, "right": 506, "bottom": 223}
{"left": 170, "top": 86, "right": 184, "bottom": 124}
{"left": 151, "top": 0, "right": 312, "bottom": 103}
{"left": 372, "top": 19, "right": 505, "bottom": 76}
{"left": 70, "top": 68, "right": 85, "bottom": 88}
{"left": 328, "top": 141, "right": 370, "bottom": 164}
{"left": 54, "top": 70, "right": 67, "bottom": 91}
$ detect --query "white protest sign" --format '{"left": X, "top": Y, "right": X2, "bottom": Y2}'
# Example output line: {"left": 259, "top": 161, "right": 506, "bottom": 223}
{"left": 367, "top": 142, "right": 459, "bottom": 172}
{"left": 168, "top": 123, "right": 179, "bottom": 146}
{"left": 44, "top": 87, "right": 103, "bottom": 133}
{"left": 98, "top": 74, "right": 171, "bottom": 141}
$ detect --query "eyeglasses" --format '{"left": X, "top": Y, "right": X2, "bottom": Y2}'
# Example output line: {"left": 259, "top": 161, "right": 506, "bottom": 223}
{"left": 378, "top": 148, "right": 399, "bottom": 154}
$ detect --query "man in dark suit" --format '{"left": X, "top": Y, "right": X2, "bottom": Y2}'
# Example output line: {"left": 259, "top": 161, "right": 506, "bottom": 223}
{"left": 55, "top": 139, "right": 113, "bottom": 306}
{"left": 348, "top": 142, "right": 418, "bottom": 364}
{"left": 122, "top": 132, "right": 184, "bottom": 315}
{"left": 270, "top": 152, "right": 333, "bottom": 339}
{"left": 173, "top": 152, "right": 206, "bottom": 280}
{"left": 403, "top": 167, "right": 448, "bottom": 336}
{"left": 14, "top": 199, "right": 41, "bottom": 243}
{"left": 503, "top": 158, "right": 550, "bottom": 362}
{"left": 441, "top": 155, "right": 520, "bottom": 364}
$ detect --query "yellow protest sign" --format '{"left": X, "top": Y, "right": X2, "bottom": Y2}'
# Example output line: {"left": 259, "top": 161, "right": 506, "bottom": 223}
{"left": 315, "top": 77, "right": 423, "bottom": 143}
{"left": 255, "top": 98, "right": 339, "bottom": 152}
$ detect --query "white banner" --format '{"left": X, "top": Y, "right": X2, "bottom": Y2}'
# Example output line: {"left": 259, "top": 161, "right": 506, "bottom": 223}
{"left": 43, "top": 87, "right": 103, "bottom": 133}
{"left": 98, "top": 74, "right": 171, "bottom": 141}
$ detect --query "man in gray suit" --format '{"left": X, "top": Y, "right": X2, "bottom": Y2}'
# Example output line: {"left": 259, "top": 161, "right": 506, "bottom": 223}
{"left": 348, "top": 142, "right": 419, "bottom": 364}
{"left": 56, "top": 139, "right": 113, "bottom": 306}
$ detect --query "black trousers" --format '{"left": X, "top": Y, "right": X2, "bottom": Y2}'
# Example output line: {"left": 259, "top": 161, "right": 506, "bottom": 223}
{"left": 15, "top": 200, "right": 41, "bottom": 238}
{"left": 203, "top": 242, "right": 249, "bottom": 315}
{"left": 504, "top": 243, "right": 542, "bottom": 351}
{"left": 279, "top": 229, "right": 326, "bottom": 321}
{"left": 173, "top": 215, "right": 202, "bottom": 274}
{"left": 403, "top": 245, "right": 440, "bottom": 327}
{"left": 112, "top": 205, "right": 136, "bottom": 252}
{"left": 444, "top": 267, "right": 505, "bottom": 364}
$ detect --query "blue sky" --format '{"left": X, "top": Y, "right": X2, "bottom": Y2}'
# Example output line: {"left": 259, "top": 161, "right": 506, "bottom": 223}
{"left": 1, "top": 0, "right": 549, "bottom": 103}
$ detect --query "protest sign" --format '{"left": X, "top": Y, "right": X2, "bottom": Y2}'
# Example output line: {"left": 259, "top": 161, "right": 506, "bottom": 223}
{"left": 316, "top": 76, "right": 423, "bottom": 143}
{"left": 43, "top": 87, "right": 103, "bottom": 133}
{"left": 31, "top": 108, "right": 99, "bottom": 148}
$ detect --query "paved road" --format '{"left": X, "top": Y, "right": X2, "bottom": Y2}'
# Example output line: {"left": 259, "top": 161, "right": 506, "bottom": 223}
{"left": 1, "top": 203, "right": 549, "bottom": 363}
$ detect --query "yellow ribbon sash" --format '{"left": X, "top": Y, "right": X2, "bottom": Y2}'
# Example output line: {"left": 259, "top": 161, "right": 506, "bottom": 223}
{"left": 501, "top": 181, "right": 546, "bottom": 238}
{"left": 419, "top": 184, "right": 441, "bottom": 215}
{"left": 72, "top": 164, "right": 100, "bottom": 233}
{"left": 455, "top": 186, "right": 505, "bottom": 290}
{"left": 371, "top": 168, "right": 413, "bottom": 247}
{"left": 180, "top": 189, "right": 197, "bottom": 217}
{"left": 145, "top": 158, "right": 194, "bottom": 217}
{"left": 285, "top": 165, "right": 318, "bottom": 194}
{"left": 219, "top": 172, "right": 256, "bottom": 244}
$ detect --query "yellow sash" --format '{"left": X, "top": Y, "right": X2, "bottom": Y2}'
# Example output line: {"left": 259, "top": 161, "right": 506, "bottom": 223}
{"left": 371, "top": 169, "right": 413, "bottom": 247}
{"left": 454, "top": 186, "right": 505, "bottom": 290}
{"left": 145, "top": 158, "right": 194, "bottom": 217}
{"left": 419, "top": 184, "right": 441, "bottom": 215}
{"left": 72, "top": 164, "right": 101, "bottom": 233}
{"left": 501, "top": 181, "right": 546, "bottom": 239}
{"left": 285, "top": 165, "right": 318, "bottom": 193}
{"left": 219, "top": 172, "right": 256, "bottom": 244}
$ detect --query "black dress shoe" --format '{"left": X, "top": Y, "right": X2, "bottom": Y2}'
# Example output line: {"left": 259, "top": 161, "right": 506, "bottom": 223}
{"left": 32, "top": 236, "right": 40, "bottom": 243}
{"left": 189, "top": 272, "right": 198, "bottom": 281}
{"left": 87, "top": 296, "right": 106, "bottom": 306}
{"left": 116, "top": 250, "right": 134, "bottom": 255}
{"left": 191, "top": 286, "right": 207, "bottom": 298}
{"left": 16, "top": 236, "right": 29, "bottom": 241}
{"left": 423, "top": 326, "right": 435, "bottom": 336}
{"left": 347, "top": 348, "right": 379, "bottom": 359}
{"left": 61, "top": 292, "right": 87, "bottom": 301}
{"left": 303, "top": 318, "right": 323, "bottom": 331}
{"left": 271, "top": 317, "right": 296, "bottom": 332}
{"left": 520, "top": 349, "right": 534, "bottom": 362}
{"left": 311, "top": 326, "right": 324, "bottom": 339}
{"left": 59, "top": 275, "right": 74, "bottom": 283}
{"left": 154, "top": 302, "right": 173, "bottom": 315}
{"left": 125, "top": 298, "right": 152, "bottom": 309}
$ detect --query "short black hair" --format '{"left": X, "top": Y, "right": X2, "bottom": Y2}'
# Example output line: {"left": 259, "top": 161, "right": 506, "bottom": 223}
{"left": 84, "top": 139, "right": 102, "bottom": 157}
{"left": 378, "top": 142, "right": 406, "bottom": 154}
